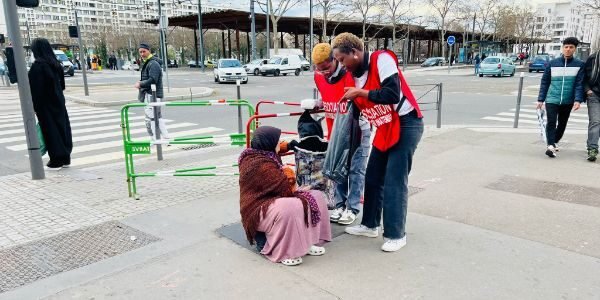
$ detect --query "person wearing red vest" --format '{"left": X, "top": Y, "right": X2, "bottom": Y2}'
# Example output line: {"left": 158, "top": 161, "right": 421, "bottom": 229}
{"left": 310, "top": 43, "right": 371, "bottom": 226}
{"left": 331, "top": 32, "right": 424, "bottom": 252}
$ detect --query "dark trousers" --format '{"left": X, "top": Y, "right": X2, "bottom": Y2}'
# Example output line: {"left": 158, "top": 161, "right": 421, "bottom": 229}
{"left": 545, "top": 103, "right": 574, "bottom": 146}
{"left": 361, "top": 111, "right": 424, "bottom": 239}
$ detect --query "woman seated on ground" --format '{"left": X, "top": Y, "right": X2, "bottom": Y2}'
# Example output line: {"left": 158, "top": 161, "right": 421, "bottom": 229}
{"left": 238, "top": 126, "right": 332, "bottom": 266}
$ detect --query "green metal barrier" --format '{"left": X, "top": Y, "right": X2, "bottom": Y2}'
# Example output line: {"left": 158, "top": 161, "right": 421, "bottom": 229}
{"left": 121, "top": 100, "right": 255, "bottom": 199}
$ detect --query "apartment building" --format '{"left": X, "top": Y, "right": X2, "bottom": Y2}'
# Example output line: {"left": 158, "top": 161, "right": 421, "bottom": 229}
{"left": 1, "top": 0, "right": 226, "bottom": 45}
{"left": 534, "top": 1, "right": 600, "bottom": 56}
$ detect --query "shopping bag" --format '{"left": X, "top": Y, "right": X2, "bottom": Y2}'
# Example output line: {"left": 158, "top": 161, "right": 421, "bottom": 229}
{"left": 536, "top": 109, "right": 547, "bottom": 144}
{"left": 294, "top": 136, "right": 335, "bottom": 209}
{"left": 36, "top": 123, "right": 47, "bottom": 156}
{"left": 323, "top": 102, "right": 360, "bottom": 184}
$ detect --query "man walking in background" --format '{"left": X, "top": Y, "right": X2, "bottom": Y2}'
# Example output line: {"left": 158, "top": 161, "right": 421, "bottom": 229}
{"left": 584, "top": 51, "right": 600, "bottom": 162}
{"left": 134, "top": 43, "right": 170, "bottom": 139}
{"left": 536, "top": 37, "right": 585, "bottom": 158}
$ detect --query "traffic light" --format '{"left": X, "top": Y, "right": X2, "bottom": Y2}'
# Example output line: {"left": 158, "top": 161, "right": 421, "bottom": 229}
{"left": 68, "top": 26, "right": 78, "bottom": 38}
{"left": 16, "top": 0, "right": 39, "bottom": 8}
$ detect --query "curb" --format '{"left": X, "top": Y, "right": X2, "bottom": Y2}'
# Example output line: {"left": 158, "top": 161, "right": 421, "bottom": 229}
{"left": 65, "top": 88, "right": 215, "bottom": 107}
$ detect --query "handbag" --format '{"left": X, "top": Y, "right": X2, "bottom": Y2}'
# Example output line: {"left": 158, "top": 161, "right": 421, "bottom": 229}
{"left": 36, "top": 123, "right": 47, "bottom": 156}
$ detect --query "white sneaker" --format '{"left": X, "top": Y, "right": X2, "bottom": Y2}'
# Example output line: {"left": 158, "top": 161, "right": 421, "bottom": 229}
{"left": 345, "top": 224, "right": 379, "bottom": 238}
{"left": 330, "top": 207, "right": 344, "bottom": 222}
{"left": 545, "top": 145, "right": 557, "bottom": 158}
{"left": 337, "top": 209, "right": 357, "bottom": 225}
{"left": 381, "top": 236, "right": 407, "bottom": 252}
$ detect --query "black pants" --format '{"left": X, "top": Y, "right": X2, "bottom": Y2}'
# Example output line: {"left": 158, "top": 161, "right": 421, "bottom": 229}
{"left": 545, "top": 103, "right": 573, "bottom": 146}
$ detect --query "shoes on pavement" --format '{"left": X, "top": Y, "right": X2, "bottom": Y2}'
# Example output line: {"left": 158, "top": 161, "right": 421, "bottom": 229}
{"left": 545, "top": 145, "right": 557, "bottom": 158}
{"left": 330, "top": 207, "right": 344, "bottom": 223}
{"left": 307, "top": 245, "right": 326, "bottom": 256}
{"left": 588, "top": 148, "right": 598, "bottom": 162}
{"left": 46, "top": 161, "right": 63, "bottom": 171}
{"left": 280, "top": 257, "right": 302, "bottom": 266}
{"left": 337, "top": 209, "right": 357, "bottom": 225}
{"left": 345, "top": 224, "right": 379, "bottom": 238}
{"left": 381, "top": 236, "right": 407, "bottom": 252}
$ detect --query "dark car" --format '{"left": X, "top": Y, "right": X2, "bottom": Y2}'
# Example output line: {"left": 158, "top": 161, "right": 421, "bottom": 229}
{"left": 421, "top": 57, "right": 445, "bottom": 67}
{"left": 528, "top": 55, "right": 550, "bottom": 73}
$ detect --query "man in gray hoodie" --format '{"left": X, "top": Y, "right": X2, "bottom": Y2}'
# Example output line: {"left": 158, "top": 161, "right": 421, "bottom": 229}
{"left": 134, "top": 43, "right": 169, "bottom": 139}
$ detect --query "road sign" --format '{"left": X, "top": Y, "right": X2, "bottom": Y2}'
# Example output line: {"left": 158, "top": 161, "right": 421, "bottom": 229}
{"left": 447, "top": 36, "right": 455, "bottom": 46}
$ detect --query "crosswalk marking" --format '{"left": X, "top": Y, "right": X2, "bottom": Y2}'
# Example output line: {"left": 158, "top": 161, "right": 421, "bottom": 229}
{"left": 497, "top": 112, "right": 589, "bottom": 124}
{"left": 511, "top": 108, "right": 588, "bottom": 119}
{"left": 482, "top": 116, "right": 540, "bottom": 125}
{"left": 0, "top": 122, "right": 196, "bottom": 144}
{"left": 0, "top": 119, "right": 169, "bottom": 137}
{"left": 0, "top": 110, "right": 122, "bottom": 124}
{"left": 69, "top": 127, "right": 226, "bottom": 166}
{"left": 0, "top": 116, "right": 146, "bottom": 130}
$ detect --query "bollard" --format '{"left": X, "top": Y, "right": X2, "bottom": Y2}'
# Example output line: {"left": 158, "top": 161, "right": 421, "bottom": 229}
{"left": 514, "top": 72, "right": 524, "bottom": 128}
{"left": 313, "top": 88, "right": 318, "bottom": 99}
{"left": 237, "top": 80, "right": 243, "bottom": 133}
{"left": 436, "top": 82, "right": 443, "bottom": 128}
{"left": 151, "top": 84, "right": 163, "bottom": 161}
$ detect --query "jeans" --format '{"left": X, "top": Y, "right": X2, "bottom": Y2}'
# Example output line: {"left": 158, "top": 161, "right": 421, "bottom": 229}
{"left": 588, "top": 94, "right": 600, "bottom": 150}
{"left": 334, "top": 124, "right": 371, "bottom": 214}
{"left": 475, "top": 64, "right": 480, "bottom": 75}
{"left": 361, "top": 110, "right": 424, "bottom": 239}
{"left": 545, "top": 103, "right": 574, "bottom": 146}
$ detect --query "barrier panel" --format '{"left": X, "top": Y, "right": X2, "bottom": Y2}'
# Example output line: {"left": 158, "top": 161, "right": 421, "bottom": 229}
{"left": 121, "top": 99, "right": 255, "bottom": 199}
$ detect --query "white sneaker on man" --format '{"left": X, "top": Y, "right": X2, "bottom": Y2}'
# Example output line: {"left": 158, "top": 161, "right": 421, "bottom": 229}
{"left": 345, "top": 224, "right": 379, "bottom": 237}
{"left": 381, "top": 236, "right": 407, "bottom": 252}
{"left": 337, "top": 209, "right": 357, "bottom": 225}
{"left": 330, "top": 207, "right": 344, "bottom": 222}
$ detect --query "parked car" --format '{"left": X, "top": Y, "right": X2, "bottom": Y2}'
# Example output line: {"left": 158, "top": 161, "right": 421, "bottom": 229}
{"left": 214, "top": 58, "right": 248, "bottom": 84}
{"left": 54, "top": 50, "right": 75, "bottom": 77}
{"left": 509, "top": 54, "right": 519, "bottom": 62}
{"left": 204, "top": 60, "right": 215, "bottom": 68}
{"left": 260, "top": 55, "right": 302, "bottom": 76}
{"left": 299, "top": 55, "right": 310, "bottom": 71}
{"left": 478, "top": 56, "right": 516, "bottom": 77}
{"left": 0, "top": 57, "right": 6, "bottom": 76}
{"left": 528, "top": 55, "right": 550, "bottom": 73}
{"left": 243, "top": 58, "right": 269, "bottom": 75}
{"left": 420, "top": 57, "right": 445, "bottom": 67}
{"left": 167, "top": 60, "right": 178, "bottom": 68}
{"left": 122, "top": 61, "right": 140, "bottom": 71}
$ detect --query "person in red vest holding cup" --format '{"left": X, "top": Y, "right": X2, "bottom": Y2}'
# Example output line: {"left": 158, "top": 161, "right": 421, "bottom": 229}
{"left": 308, "top": 43, "right": 371, "bottom": 226}
{"left": 331, "top": 32, "right": 424, "bottom": 252}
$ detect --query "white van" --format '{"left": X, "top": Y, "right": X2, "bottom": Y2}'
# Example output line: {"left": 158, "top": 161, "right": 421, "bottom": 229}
{"left": 53, "top": 50, "right": 75, "bottom": 76}
{"left": 259, "top": 55, "right": 302, "bottom": 76}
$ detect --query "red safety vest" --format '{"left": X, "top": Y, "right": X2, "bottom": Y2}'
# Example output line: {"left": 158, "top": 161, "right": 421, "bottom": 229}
{"left": 314, "top": 71, "right": 355, "bottom": 138}
{"left": 353, "top": 50, "right": 423, "bottom": 152}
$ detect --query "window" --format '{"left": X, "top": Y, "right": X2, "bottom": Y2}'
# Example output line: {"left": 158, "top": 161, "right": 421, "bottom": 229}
{"left": 282, "top": 58, "right": 288, "bottom": 65}
{"left": 553, "top": 45, "right": 561, "bottom": 50}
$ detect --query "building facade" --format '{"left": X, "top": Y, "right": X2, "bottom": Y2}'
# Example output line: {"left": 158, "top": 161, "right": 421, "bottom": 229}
{"left": 1, "top": 0, "right": 225, "bottom": 46}
{"left": 534, "top": 1, "right": 600, "bottom": 57}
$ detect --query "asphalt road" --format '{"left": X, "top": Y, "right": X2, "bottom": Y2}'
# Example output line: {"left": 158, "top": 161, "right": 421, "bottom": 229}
{"left": 2, "top": 65, "right": 585, "bottom": 176}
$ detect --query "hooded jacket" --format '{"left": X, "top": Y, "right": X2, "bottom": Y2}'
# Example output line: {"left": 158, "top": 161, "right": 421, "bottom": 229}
{"left": 538, "top": 55, "right": 585, "bottom": 105}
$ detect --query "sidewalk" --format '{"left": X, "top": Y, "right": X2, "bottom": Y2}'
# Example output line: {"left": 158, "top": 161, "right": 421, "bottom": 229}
{"left": 0, "top": 126, "right": 599, "bottom": 299}
{"left": 64, "top": 85, "right": 215, "bottom": 107}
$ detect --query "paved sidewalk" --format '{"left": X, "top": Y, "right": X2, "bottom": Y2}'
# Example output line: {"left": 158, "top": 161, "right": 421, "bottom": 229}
{"left": 64, "top": 85, "right": 215, "bottom": 107}
{"left": 0, "top": 126, "right": 599, "bottom": 299}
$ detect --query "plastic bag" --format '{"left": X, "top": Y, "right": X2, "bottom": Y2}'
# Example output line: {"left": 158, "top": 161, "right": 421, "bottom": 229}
{"left": 297, "top": 110, "right": 324, "bottom": 139}
{"left": 36, "top": 123, "right": 47, "bottom": 156}
{"left": 323, "top": 103, "right": 360, "bottom": 184}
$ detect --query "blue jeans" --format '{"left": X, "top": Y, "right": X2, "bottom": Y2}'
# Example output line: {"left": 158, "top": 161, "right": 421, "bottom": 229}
{"left": 475, "top": 64, "right": 480, "bottom": 74}
{"left": 587, "top": 94, "right": 600, "bottom": 150}
{"left": 334, "top": 125, "right": 371, "bottom": 214}
{"left": 361, "top": 111, "right": 424, "bottom": 239}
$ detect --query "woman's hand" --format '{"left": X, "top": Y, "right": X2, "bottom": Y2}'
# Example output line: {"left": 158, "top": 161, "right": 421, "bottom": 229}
{"left": 342, "top": 87, "right": 368, "bottom": 101}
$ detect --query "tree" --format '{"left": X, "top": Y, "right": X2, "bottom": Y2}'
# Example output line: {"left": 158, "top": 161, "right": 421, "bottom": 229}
{"left": 475, "top": 0, "right": 496, "bottom": 41}
{"left": 513, "top": 6, "right": 535, "bottom": 53}
{"left": 427, "top": 0, "right": 459, "bottom": 58}
{"left": 315, "top": 0, "right": 346, "bottom": 41}
{"left": 258, "top": 0, "right": 304, "bottom": 55}
{"left": 580, "top": 0, "right": 600, "bottom": 10}
{"left": 380, "top": 0, "right": 410, "bottom": 51}
{"left": 350, "top": 0, "right": 379, "bottom": 40}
